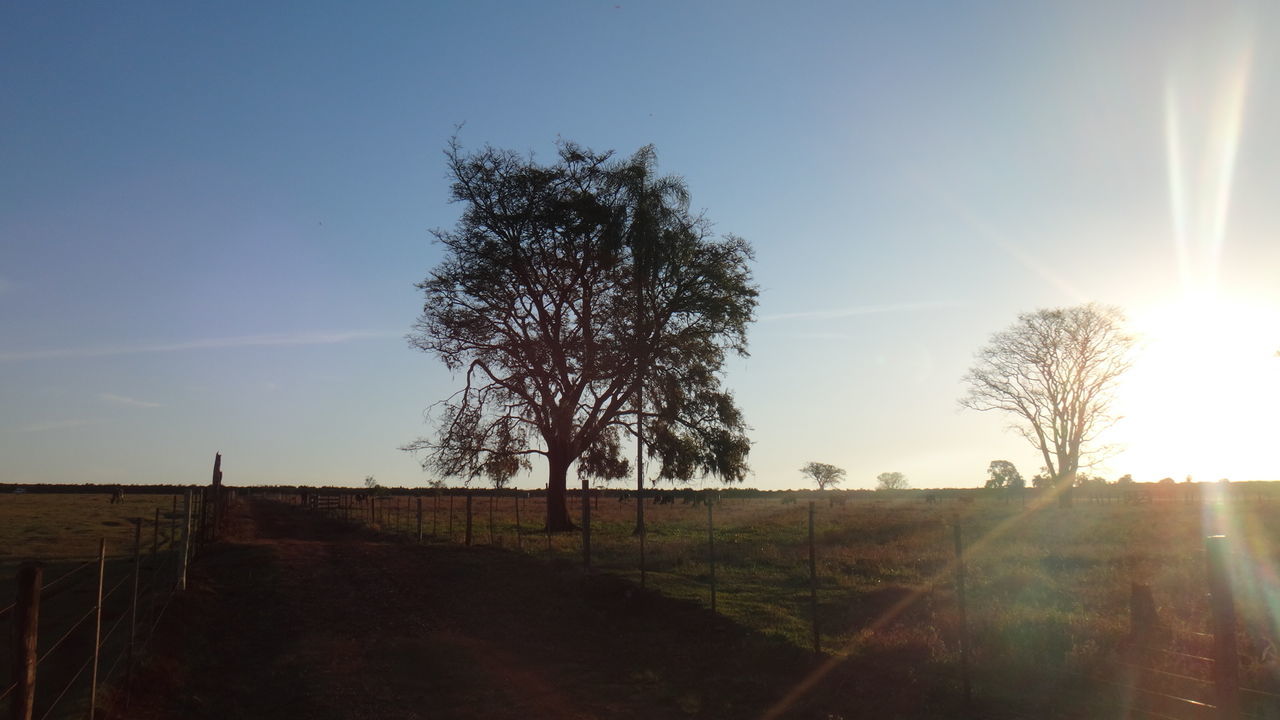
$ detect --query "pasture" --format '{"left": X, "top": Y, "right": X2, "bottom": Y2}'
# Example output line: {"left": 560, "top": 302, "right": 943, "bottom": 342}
{"left": 303, "top": 483, "right": 1280, "bottom": 718}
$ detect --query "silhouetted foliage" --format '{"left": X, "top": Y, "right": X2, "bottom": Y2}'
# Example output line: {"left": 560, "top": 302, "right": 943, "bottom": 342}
{"left": 985, "top": 460, "right": 1025, "bottom": 490}
{"left": 961, "top": 304, "right": 1134, "bottom": 498}
{"left": 800, "top": 462, "right": 846, "bottom": 490}
{"left": 876, "top": 471, "right": 909, "bottom": 490}
{"left": 405, "top": 138, "right": 757, "bottom": 531}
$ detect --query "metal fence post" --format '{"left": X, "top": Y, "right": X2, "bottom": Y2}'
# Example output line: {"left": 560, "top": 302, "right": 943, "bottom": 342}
{"left": 465, "top": 493, "right": 473, "bottom": 546}
{"left": 89, "top": 539, "right": 106, "bottom": 719}
{"left": 12, "top": 562, "right": 43, "bottom": 720}
{"left": 808, "top": 501, "right": 819, "bottom": 654}
{"left": 708, "top": 500, "right": 717, "bottom": 612}
{"left": 1206, "top": 535, "right": 1239, "bottom": 720}
{"left": 954, "top": 520, "right": 973, "bottom": 712}
{"left": 582, "top": 479, "right": 591, "bottom": 572}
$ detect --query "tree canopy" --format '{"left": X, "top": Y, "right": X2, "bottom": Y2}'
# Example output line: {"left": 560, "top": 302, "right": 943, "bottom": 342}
{"left": 985, "top": 460, "right": 1024, "bottom": 490}
{"left": 800, "top": 462, "right": 846, "bottom": 491}
{"left": 405, "top": 139, "right": 757, "bottom": 530}
{"left": 961, "top": 304, "right": 1133, "bottom": 501}
{"left": 876, "top": 471, "right": 909, "bottom": 490}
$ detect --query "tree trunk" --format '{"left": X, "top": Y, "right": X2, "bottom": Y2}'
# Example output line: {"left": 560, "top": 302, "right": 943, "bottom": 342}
{"left": 546, "top": 452, "right": 576, "bottom": 532}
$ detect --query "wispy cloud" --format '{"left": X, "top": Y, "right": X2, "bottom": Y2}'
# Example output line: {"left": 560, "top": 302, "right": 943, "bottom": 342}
{"left": 761, "top": 300, "right": 955, "bottom": 322}
{"left": 0, "top": 330, "right": 395, "bottom": 363}
{"left": 15, "top": 419, "right": 97, "bottom": 433}
{"left": 99, "top": 392, "right": 162, "bottom": 408}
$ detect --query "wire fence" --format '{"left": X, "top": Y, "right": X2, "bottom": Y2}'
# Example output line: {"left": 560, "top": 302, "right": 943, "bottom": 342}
{"left": 2, "top": 488, "right": 215, "bottom": 720}
{"left": 270, "top": 485, "right": 1280, "bottom": 720}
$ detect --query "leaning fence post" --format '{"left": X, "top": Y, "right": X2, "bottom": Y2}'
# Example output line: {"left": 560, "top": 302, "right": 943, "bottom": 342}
{"left": 89, "top": 538, "right": 106, "bottom": 720}
{"left": 708, "top": 500, "right": 717, "bottom": 612}
{"left": 954, "top": 520, "right": 973, "bottom": 712}
{"left": 12, "top": 562, "right": 42, "bottom": 720}
{"left": 808, "top": 501, "right": 820, "bottom": 654}
{"left": 582, "top": 478, "right": 592, "bottom": 572}
{"left": 1206, "top": 535, "right": 1239, "bottom": 720}
{"left": 465, "top": 493, "right": 473, "bottom": 546}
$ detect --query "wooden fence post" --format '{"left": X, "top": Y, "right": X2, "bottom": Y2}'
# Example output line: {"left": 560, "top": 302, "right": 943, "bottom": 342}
{"left": 582, "top": 479, "right": 592, "bottom": 572}
{"left": 808, "top": 501, "right": 819, "bottom": 654}
{"left": 954, "top": 520, "right": 973, "bottom": 712}
{"left": 1206, "top": 535, "right": 1239, "bottom": 720}
{"left": 708, "top": 500, "right": 717, "bottom": 612}
{"left": 465, "top": 493, "right": 473, "bottom": 546}
{"left": 417, "top": 497, "right": 423, "bottom": 542}
{"left": 12, "top": 562, "right": 42, "bottom": 720}
{"left": 89, "top": 538, "right": 106, "bottom": 720}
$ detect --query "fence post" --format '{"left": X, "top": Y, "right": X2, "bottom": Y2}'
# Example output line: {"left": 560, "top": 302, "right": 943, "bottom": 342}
{"left": 582, "top": 479, "right": 592, "bottom": 572}
{"left": 180, "top": 490, "right": 192, "bottom": 590}
{"left": 465, "top": 493, "right": 473, "bottom": 546}
{"left": 954, "top": 520, "right": 973, "bottom": 713}
{"left": 126, "top": 518, "right": 142, "bottom": 704}
{"left": 89, "top": 538, "right": 106, "bottom": 720}
{"left": 152, "top": 507, "right": 160, "bottom": 558}
{"left": 448, "top": 495, "right": 454, "bottom": 540}
{"left": 808, "top": 501, "right": 819, "bottom": 654}
{"left": 515, "top": 494, "right": 522, "bottom": 550}
{"left": 417, "top": 498, "right": 423, "bottom": 543}
{"left": 12, "top": 562, "right": 42, "bottom": 720}
{"left": 489, "top": 494, "right": 496, "bottom": 545}
{"left": 1206, "top": 535, "right": 1239, "bottom": 720}
{"left": 708, "top": 500, "right": 717, "bottom": 612}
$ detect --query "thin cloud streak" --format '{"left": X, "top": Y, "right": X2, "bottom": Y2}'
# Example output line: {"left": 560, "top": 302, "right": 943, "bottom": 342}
{"left": 14, "top": 419, "right": 97, "bottom": 433}
{"left": 761, "top": 300, "right": 955, "bottom": 322}
{"left": 99, "top": 393, "right": 162, "bottom": 408}
{"left": 0, "top": 330, "right": 395, "bottom": 362}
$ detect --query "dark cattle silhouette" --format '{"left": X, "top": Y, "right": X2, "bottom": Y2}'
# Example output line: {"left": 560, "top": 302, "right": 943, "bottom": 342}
{"left": 109, "top": 486, "right": 125, "bottom": 504}
{"left": 655, "top": 494, "right": 675, "bottom": 506}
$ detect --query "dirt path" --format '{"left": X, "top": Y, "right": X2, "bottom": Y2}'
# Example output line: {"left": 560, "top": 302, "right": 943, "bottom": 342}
{"left": 109, "top": 498, "right": 839, "bottom": 720}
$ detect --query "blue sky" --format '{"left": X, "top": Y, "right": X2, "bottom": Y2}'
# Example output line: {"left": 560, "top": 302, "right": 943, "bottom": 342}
{"left": 3, "top": 1, "right": 1278, "bottom": 489}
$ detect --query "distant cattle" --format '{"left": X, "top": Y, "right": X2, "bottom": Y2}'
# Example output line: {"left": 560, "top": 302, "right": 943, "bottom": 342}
{"left": 781, "top": 495, "right": 797, "bottom": 505}
{"left": 619, "top": 492, "right": 633, "bottom": 504}
{"left": 655, "top": 494, "right": 675, "bottom": 506}
{"left": 109, "top": 486, "right": 125, "bottom": 504}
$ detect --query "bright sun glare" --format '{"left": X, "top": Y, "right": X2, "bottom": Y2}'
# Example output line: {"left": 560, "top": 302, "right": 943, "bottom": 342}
{"left": 1108, "top": 294, "right": 1280, "bottom": 482}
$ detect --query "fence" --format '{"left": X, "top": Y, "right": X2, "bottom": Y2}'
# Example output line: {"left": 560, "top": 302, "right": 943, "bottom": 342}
{"left": 272, "top": 486, "right": 1280, "bottom": 720}
{"left": 2, "top": 489, "right": 212, "bottom": 720}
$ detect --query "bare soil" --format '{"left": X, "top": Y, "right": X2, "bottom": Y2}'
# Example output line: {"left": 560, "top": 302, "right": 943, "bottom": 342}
{"left": 105, "top": 498, "right": 954, "bottom": 719}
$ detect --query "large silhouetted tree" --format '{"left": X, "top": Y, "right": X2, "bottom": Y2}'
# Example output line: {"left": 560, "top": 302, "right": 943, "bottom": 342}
{"left": 800, "top": 462, "right": 846, "bottom": 491}
{"left": 961, "top": 304, "right": 1133, "bottom": 504}
{"left": 405, "top": 139, "right": 757, "bottom": 531}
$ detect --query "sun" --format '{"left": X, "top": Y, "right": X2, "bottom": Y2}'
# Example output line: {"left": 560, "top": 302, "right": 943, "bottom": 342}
{"left": 1105, "top": 293, "right": 1280, "bottom": 482}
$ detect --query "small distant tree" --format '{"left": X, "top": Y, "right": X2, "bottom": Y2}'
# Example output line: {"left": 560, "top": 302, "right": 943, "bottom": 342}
{"left": 1031, "top": 470, "right": 1053, "bottom": 489}
{"left": 985, "top": 460, "right": 1024, "bottom": 490}
{"left": 801, "top": 462, "right": 846, "bottom": 491}
{"left": 876, "top": 471, "right": 909, "bottom": 490}
{"left": 1158, "top": 477, "right": 1176, "bottom": 485}
{"left": 1116, "top": 474, "right": 1134, "bottom": 486}
{"left": 364, "top": 475, "right": 379, "bottom": 489}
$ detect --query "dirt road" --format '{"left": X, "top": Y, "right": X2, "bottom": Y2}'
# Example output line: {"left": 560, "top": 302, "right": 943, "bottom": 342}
{"left": 110, "top": 498, "right": 836, "bottom": 720}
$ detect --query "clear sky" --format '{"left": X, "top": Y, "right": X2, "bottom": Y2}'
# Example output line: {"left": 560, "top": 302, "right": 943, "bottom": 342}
{"left": 3, "top": 1, "right": 1278, "bottom": 490}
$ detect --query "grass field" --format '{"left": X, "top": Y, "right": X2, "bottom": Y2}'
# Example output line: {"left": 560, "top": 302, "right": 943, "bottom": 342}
{"left": 5, "top": 485, "right": 1280, "bottom": 718}
{"left": 308, "top": 483, "right": 1280, "bottom": 717}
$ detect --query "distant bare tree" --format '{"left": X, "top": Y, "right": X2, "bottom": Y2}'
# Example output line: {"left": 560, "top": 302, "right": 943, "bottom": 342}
{"left": 876, "top": 471, "right": 909, "bottom": 490}
{"left": 961, "top": 304, "right": 1133, "bottom": 504}
{"left": 800, "top": 462, "right": 846, "bottom": 491}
